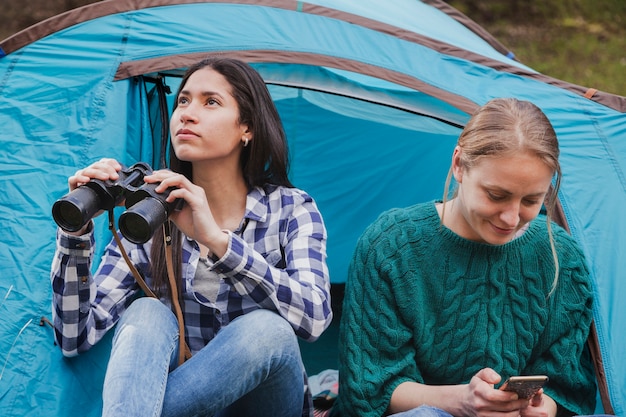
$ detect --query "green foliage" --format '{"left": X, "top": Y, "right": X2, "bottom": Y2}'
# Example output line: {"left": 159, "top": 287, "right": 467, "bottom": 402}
{"left": 449, "top": 0, "right": 626, "bottom": 96}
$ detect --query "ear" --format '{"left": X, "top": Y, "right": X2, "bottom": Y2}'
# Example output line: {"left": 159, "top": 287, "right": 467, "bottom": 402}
{"left": 451, "top": 146, "right": 464, "bottom": 183}
{"left": 241, "top": 125, "right": 252, "bottom": 143}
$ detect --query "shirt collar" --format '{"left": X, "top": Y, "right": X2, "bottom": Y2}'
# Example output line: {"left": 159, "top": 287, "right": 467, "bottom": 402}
{"left": 244, "top": 185, "right": 270, "bottom": 223}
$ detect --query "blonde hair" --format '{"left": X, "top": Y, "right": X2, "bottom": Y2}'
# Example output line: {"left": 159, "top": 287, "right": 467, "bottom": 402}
{"left": 442, "top": 98, "right": 561, "bottom": 294}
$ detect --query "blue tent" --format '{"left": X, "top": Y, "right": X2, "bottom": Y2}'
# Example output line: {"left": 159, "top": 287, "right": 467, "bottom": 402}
{"left": 1, "top": 0, "right": 624, "bottom": 415}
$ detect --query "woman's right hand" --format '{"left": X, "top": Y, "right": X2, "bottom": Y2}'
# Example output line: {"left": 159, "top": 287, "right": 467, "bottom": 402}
{"left": 389, "top": 368, "right": 529, "bottom": 417}
{"left": 64, "top": 158, "right": 123, "bottom": 235}
{"left": 461, "top": 368, "right": 531, "bottom": 417}
{"left": 68, "top": 158, "right": 122, "bottom": 191}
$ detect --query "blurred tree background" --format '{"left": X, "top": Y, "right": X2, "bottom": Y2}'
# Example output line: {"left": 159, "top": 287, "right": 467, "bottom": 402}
{"left": 1, "top": 0, "right": 625, "bottom": 96}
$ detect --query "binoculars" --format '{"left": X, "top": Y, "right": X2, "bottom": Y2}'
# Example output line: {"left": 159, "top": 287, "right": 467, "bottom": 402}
{"left": 52, "top": 162, "right": 181, "bottom": 244}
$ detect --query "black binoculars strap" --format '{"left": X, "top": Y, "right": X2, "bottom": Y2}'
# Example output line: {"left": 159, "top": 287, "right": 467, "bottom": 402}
{"left": 110, "top": 213, "right": 191, "bottom": 365}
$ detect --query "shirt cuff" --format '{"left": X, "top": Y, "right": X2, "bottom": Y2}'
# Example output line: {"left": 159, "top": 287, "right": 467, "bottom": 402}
{"left": 212, "top": 231, "right": 248, "bottom": 276}
{"left": 56, "top": 222, "right": 95, "bottom": 257}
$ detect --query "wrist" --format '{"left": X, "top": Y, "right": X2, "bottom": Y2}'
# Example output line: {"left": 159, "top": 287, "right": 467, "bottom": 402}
{"left": 64, "top": 220, "right": 93, "bottom": 236}
{"left": 203, "top": 230, "right": 230, "bottom": 259}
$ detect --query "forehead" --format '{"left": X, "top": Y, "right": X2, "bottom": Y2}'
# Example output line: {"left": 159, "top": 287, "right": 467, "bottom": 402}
{"left": 468, "top": 153, "right": 554, "bottom": 193}
{"left": 182, "top": 67, "right": 233, "bottom": 95}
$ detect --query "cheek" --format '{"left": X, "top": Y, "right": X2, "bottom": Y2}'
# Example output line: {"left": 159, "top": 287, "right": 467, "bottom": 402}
{"left": 519, "top": 205, "right": 542, "bottom": 224}
{"left": 169, "top": 111, "right": 179, "bottom": 130}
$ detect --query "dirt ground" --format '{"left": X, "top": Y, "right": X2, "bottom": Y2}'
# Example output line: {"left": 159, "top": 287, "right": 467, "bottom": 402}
{"left": 1, "top": 0, "right": 100, "bottom": 40}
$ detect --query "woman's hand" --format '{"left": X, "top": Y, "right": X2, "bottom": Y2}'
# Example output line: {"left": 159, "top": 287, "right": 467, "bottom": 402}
{"left": 389, "top": 368, "right": 530, "bottom": 417}
{"left": 143, "top": 170, "right": 229, "bottom": 257}
{"left": 519, "top": 390, "right": 557, "bottom": 417}
{"left": 68, "top": 158, "right": 122, "bottom": 191}
{"left": 460, "top": 368, "right": 532, "bottom": 417}
{"left": 64, "top": 158, "right": 123, "bottom": 235}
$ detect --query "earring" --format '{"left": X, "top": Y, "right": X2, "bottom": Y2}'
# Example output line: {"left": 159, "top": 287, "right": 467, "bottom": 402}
{"left": 242, "top": 137, "right": 249, "bottom": 147}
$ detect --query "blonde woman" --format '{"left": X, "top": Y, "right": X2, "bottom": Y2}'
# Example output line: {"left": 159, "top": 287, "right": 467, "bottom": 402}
{"left": 333, "top": 98, "right": 595, "bottom": 417}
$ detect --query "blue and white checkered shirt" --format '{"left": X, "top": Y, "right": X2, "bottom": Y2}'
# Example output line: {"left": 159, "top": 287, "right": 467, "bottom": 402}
{"left": 51, "top": 184, "right": 332, "bottom": 416}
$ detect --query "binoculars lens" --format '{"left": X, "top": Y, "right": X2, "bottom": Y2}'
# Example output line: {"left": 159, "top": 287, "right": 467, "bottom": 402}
{"left": 52, "top": 163, "right": 178, "bottom": 244}
{"left": 119, "top": 197, "right": 168, "bottom": 244}
{"left": 52, "top": 186, "right": 101, "bottom": 232}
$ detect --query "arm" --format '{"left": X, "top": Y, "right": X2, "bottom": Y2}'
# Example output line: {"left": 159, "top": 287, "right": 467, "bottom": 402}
{"left": 213, "top": 190, "right": 332, "bottom": 341}
{"left": 390, "top": 370, "right": 536, "bottom": 417}
{"left": 519, "top": 236, "right": 596, "bottom": 416}
{"left": 335, "top": 222, "right": 418, "bottom": 417}
{"left": 50, "top": 226, "right": 143, "bottom": 356}
{"left": 141, "top": 170, "right": 332, "bottom": 341}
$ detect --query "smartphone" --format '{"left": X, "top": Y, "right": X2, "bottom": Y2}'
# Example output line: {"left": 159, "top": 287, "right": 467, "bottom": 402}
{"left": 499, "top": 375, "right": 549, "bottom": 399}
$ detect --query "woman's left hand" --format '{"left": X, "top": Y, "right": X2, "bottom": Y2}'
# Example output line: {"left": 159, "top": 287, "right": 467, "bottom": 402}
{"left": 520, "top": 390, "right": 557, "bottom": 417}
{"left": 143, "top": 170, "right": 229, "bottom": 256}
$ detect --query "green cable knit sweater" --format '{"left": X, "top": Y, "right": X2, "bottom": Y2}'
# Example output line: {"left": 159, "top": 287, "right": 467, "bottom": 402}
{"left": 333, "top": 202, "right": 596, "bottom": 417}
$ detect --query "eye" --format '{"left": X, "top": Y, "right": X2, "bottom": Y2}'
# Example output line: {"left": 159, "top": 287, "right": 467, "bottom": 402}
{"left": 487, "top": 191, "right": 506, "bottom": 201}
{"left": 177, "top": 96, "right": 189, "bottom": 105}
{"left": 522, "top": 198, "right": 541, "bottom": 206}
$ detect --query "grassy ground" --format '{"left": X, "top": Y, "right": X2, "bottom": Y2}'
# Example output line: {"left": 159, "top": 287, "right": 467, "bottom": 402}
{"left": 449, "top": 0, "right": 626, "bottom": 96}
{"left": 1, "top": 0, "right": 625, "bottom": 96}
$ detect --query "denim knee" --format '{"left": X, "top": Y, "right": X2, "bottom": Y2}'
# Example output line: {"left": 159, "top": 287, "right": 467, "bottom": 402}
{"left": 390, "top": 405, "right": 454, "bottom": 417}
{"left": 113, "top": 297, "right": 178, "bottom": 344}
{"left": 234, "top": 309, "right": 297, "bottom": 349}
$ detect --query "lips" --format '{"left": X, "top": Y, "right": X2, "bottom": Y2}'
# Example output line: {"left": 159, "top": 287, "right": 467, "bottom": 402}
{"left": 175, "top": 128, "right": 199, "bottom": 138}
{"left": 491, "top": 223, "right": 516, "bottom": 235}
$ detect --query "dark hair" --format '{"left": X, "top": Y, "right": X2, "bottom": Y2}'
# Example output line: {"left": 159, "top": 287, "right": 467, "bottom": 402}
{"left": 149, "top": 56, "right": 293, "bottom": 297}
{"left": 169, "top": 56, "right": 293, "bottom": 189}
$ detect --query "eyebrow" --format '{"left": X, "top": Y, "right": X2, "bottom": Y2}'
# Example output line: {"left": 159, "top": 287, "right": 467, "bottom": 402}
{"left": 179, "top": 89, "right": 225, "bottom": 100}
{"left": 484, "top": 185, "right": 547, "bottom": 198}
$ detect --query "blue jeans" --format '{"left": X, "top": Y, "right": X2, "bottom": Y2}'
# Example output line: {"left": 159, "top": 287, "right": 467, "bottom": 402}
{"left": 389, "top": 406, "right": 453, "bottom": 417}
{"left": 102, "top": 297, "right": 305, "bottom": 417}
{"left": 388, "top": 405, "right": 613, "bottom": 417}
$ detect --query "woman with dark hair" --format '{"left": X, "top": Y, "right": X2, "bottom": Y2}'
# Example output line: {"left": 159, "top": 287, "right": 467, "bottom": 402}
{"left": 51, "top": 56, "right": 332, "bottom": 417}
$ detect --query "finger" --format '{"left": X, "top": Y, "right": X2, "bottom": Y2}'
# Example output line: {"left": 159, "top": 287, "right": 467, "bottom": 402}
{"left": 97, "top": 158, "right": 123, "bottom": 169}
{"left": 68, "top": 160, "right": 123, "bottom": 190}
{"left": 151, "top": 173, "right": 192, "bottom": 193}
{"left": 143, "top": 170, "right": 179, "bottom": 184}
{"left": 476, "top": 368, "right": 502, "bottom": 385}
{"left": 529, "top": 391, "right": 543, "bottom": 407}
{"left": 84, "top": 160, "right": 121, "bottom": 179}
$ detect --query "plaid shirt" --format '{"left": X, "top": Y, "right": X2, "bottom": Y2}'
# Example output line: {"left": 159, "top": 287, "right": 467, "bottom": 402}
{"left": 51, "top": 184, "right": 332, "bottom": 416}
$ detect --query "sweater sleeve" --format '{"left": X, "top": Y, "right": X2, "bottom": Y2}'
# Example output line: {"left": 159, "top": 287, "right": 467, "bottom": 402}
{"left": 333, "top": 211, "right": 418, "bottom": 417}
{"left": 522, "top": 232, "right": 596, "bottom": 415}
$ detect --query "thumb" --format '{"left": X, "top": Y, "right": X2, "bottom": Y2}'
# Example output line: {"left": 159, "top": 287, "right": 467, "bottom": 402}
{"left": 475, "top": 368, "right": 502, "bottom": 386}
{"left": 530, "top": 389, "right": 544, "bottom": 406}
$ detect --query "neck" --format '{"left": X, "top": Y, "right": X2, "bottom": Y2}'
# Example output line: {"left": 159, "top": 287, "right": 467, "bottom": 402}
{"left": 192, "top": 160, "right": 249, "bottom": 229}
{"left": 439, "top": 198, "right": 465, "bottom": 237}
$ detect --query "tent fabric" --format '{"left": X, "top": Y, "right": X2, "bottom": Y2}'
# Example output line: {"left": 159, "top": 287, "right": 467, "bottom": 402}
{"left": 0, "top": 0, "right": 624, "bottom": 415}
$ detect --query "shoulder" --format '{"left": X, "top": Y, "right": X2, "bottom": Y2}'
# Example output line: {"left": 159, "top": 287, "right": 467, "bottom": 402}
{"left": 364, "top": 201, "right": 436, "bottom": 234}
{"left": 530, "top": 217, "right": 592, "bottom": 295}
{"left": 531, "top": 217, "right": 587, "bottom": 266}
{"left": 249, "top": 185, "right": 325, "bottom": 228}
{"left": 356, "top": 201, "right": 438, "bottom": 251}
{"left": 255, "top": 184, "right": 316, "bottom": 206}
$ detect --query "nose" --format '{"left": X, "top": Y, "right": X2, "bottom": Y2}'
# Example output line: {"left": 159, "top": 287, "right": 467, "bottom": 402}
{"left": 179, "top": 103, "right": 199, "bottom": 123}
{"left": 499, "top": 203, "right": 520, "bottom": 228}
